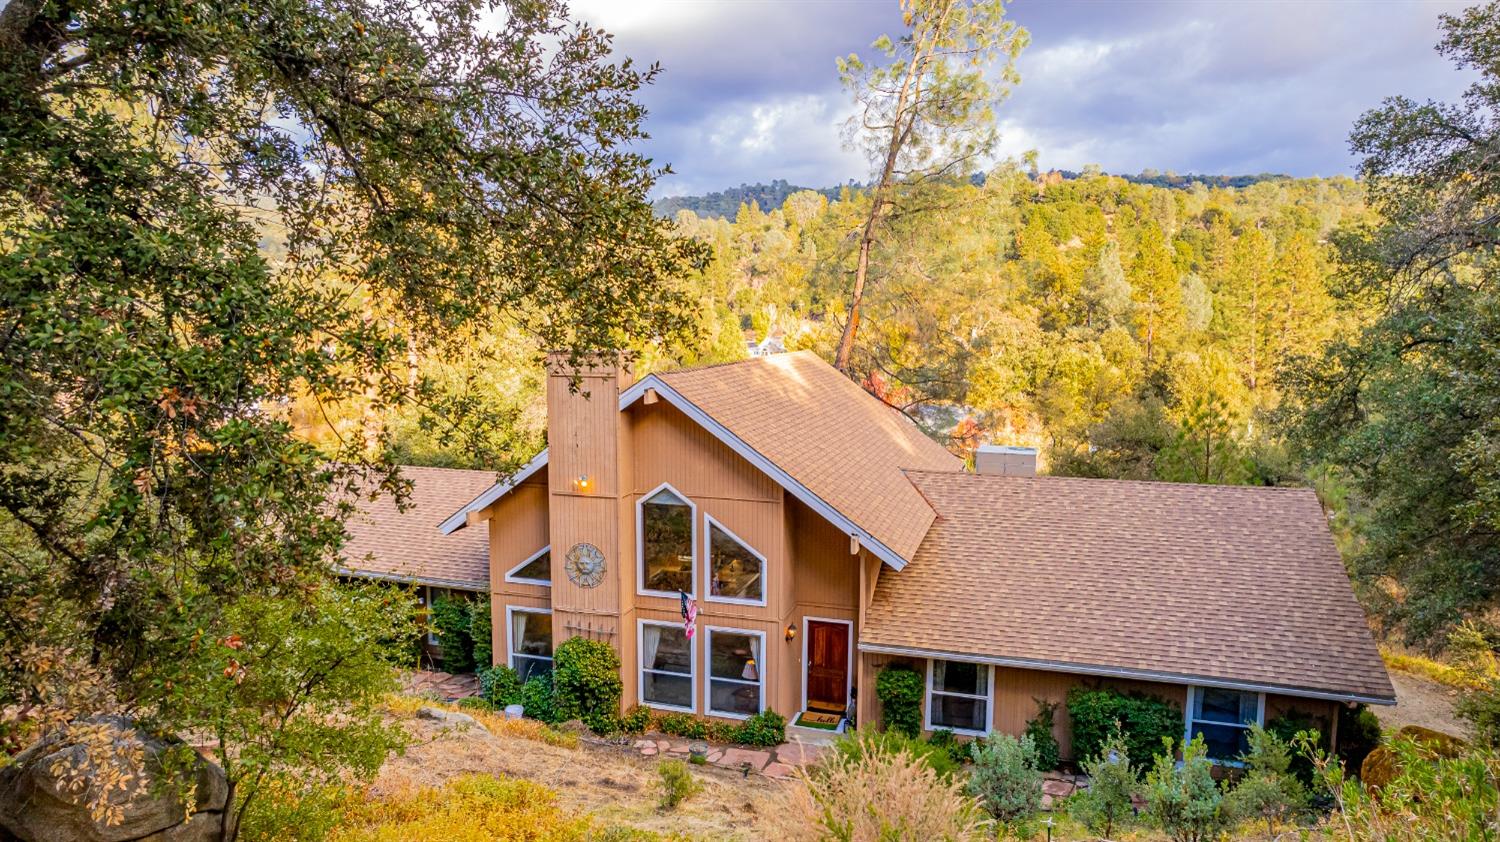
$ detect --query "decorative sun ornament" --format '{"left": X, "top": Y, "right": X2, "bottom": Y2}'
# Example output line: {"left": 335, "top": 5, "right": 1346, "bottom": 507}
{"left": 564, "top": 542, "right": 606, "bottom": 588}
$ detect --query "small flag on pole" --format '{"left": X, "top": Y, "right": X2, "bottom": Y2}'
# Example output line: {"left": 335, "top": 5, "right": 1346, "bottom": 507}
{"left": 679, "top": 591, "right": 698, "bottom": 640}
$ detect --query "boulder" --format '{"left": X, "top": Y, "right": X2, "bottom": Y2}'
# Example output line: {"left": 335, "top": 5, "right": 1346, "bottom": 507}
{"left": 415, "top": 706, "right": 479, "bottom": 729}
{"left": 1360, "top": 725, "right": 1468, "bottom": 791}
{"left": 0, "top": 716, "right": 227, "bottom": 842}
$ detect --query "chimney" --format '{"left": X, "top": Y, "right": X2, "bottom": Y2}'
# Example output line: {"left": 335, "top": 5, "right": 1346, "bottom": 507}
{"left": 974, "top": 444, "right": 1037, "bottom": 477}
{"left": 545, "top": 351, "right": 632, "bottom": 499}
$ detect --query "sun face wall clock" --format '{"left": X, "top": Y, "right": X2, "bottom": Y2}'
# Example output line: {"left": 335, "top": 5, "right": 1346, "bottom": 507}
{"left": 564, "top": 542, "right": 607, "bottom": 588}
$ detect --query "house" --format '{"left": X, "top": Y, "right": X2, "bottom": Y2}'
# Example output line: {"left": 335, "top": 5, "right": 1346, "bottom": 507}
{"left": 350, "top": 350, "right": 1393, "bottom": 760}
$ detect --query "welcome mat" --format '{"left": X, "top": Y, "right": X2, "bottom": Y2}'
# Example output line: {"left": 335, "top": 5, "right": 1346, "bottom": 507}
{"left": 795, "top": 711, "right": 842, "bottom": 729}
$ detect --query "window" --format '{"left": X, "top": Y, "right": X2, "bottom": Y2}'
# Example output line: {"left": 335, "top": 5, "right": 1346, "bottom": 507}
{"left": 507, "top": 608, "right": 553, "bottom": 682}
{"left": 1185, "top": 687, "right": 1264, "bottom": 762}
{"left": 707, "top": 628, "right": 764, "bottom": 718}
{"left": 638, "top": 484, "right": 695, "bottom": 596}
{"left": 639, "top": 621, "right": 694, "bottom": 711}
{"left": 505, "top": 546, "right": 551, "bottom": 586}
{"left": 705, "top": 516, "right": 765, "bottom": 605}
{"left": 926, "top": 659, "right": 992, "bottom": 735}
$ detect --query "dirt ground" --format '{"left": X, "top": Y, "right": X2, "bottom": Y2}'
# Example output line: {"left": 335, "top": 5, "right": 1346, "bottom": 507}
{"left": 372, "top": 712, "right": 798, "bottom": 840}
{"left": 1373, "top": 670, "right": 1470, "bottom": 739}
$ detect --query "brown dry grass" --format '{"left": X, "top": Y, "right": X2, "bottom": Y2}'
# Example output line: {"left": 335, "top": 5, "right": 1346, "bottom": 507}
{"left": 375, "top": 702, "right": 797, "bottom": 840}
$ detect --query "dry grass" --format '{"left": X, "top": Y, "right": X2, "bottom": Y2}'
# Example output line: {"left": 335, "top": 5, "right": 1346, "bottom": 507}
{"left": 379, "top": 695, "right": 578, "bottom": 748}
{"left": 1380, "top": 647, "right": 1476, "bottom": 690}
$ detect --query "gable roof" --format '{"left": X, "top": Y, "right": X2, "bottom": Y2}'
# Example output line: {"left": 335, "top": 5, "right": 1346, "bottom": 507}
{"left": 342, "top": 465, "right": 496, "bottom": 591}
{"left": 633, "top": 351, "right": 962, "bottom": 565}
{"left": 862, "top": 470, "right": 1394, "bottom": 704}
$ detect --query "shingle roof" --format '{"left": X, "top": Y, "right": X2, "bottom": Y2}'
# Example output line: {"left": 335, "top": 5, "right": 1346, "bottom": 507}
{"left": 656, "top": 351, "right": 962, "bottom": 564}
{"left": 341, "top": 465, "right": 496, "bottom": 591}
{"left": 864, "top": 470, "right": 1394, "bottom": 702}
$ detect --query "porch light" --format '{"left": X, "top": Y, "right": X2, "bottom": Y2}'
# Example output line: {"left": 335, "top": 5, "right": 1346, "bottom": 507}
{"left": 574, "top": 474, "right": 591, "bottom": 492}
{"left": 784, "top": 622, "right": 797, "bottom": 642}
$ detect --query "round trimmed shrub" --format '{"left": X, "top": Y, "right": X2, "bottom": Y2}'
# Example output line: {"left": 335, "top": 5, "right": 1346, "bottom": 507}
{"left": 551, "top": 636, "right": 622, "bottom": 734}
{"left": 876, "top": 665, "right": 925, "bottom": 737}
{"left": 520, "top": 672, "right": 558, "bottom": 724}
{"left": 479, "top": 664, "right": 523, "bottom": 709}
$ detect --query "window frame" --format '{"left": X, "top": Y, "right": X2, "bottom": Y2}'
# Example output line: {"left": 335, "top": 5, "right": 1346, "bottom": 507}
{"left": 702, "top": 513, "right": 768, "bottom": 607}
{"left": 505, "top": 605, "right": 554, "bottom": 681}
{"left": 637, "top": 619, "right": 697, "bottom": 713}
{"left": 503, "top": 545, "right": 552, "bottom": 587}
{"left": 636, "top": 481, "right": 698, "bottom": 599}
{"left": 924, "top": 657, "right": 994, "bottom": 737}
{"left": 1183, "top": 685, "right": 1266, "bottom": 766}
{"left": 704, "top": 626, "right": 766, "bottom": 720}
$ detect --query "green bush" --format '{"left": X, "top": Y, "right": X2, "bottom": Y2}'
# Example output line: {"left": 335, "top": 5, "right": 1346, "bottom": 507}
{"left": 478, "top": 664, "right": 523, "bottom": 709}
{"left": 656, "top": 759, "right": 702, "bottom": 810}
{"left": 967, "top": 732, "right": 1043, "bottom": 832}
{"left": 1145, "top": 735, "right": 1229, "bottom": 842}
{"left": 1069, "top": 724, "right": 1139, "bottom": 840}
{"left": 655, "top": 712, "right": 708, "bottom": 740}
{"left": 1336, "top": 703, "right": 1383, "bottom": 775}
{"left": 736, "top": 710, "right": 786, "bottom": 747}
{"left": 1265, "top": 707, "right": 1325, "bottom": 785}
{"left": 1067, "top": 686, "right": 1181, "bottom": 768}
{"left": 519, "top": 672, "right": 558, "bottom": 724}
{"left": 828, "top": 728, "right": 960, "bottom": 780}
{"left": 619, "top": 704, "right": 652, "bottom": 735}
{"left": 470, "top": 596, "right": 492, "bottom": 669}
{"left": 707, "top": 720, "right": 739, "bottom": 743}
{"left": 1323, "top": 733, "right": 1500, "bottom": 838}
{"left": 926, "top": 729, "right": 970, "bottom": 766}
{"left": 551, "top": 637, "right": 622, "bottom": 734}
{"left": 1023, "top": 698, "right": 1061, "bottom": 771}
{"left": 457, "top": 696, "right": 495, "bottom": 712}
{"left": 429, "top": 594, "right": 475, "bottom": 673}
{"left": 875, "top": 665, "right": 925, "bottom": 737}
{"left": 1223, "top": 725, "right": 1305, "bottom": 836}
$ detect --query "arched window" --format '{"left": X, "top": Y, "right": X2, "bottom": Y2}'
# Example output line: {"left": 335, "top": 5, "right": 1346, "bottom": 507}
{"left": 637, "top": 483, "right": 696, "bottom": 597}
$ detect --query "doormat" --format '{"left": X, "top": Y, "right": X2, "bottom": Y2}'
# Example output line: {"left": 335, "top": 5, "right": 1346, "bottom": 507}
{"left": 795, "top": 711, "right": 842, "bottom": 729}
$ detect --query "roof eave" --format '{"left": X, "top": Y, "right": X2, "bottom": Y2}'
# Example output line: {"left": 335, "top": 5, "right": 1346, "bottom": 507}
{"left": 857, "top": 641, "right": 1396, "bottom": 706}
{"left": 339, "top": 568, "right": 488, "bottom": 593}
{"left": 437, "top": 449, "right": 550, "bottom": 534}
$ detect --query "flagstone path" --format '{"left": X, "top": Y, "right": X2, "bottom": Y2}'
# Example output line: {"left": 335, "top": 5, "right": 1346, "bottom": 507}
{"left": 630, "top": 735, "right": 826, "bottom": 779}
{"left": 403, "top": 669, "right": 481, "bottom": 700}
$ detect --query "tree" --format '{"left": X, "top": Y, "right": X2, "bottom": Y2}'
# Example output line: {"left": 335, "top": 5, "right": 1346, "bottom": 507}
{"left": 1082, "top": 240, "right": 1133, "bottom": 328}
{"left": 1284, "top": 1, "right": 1500, "bottom": 644}
{"left": 832, "top": 0, "right": 1027, "bottom": 371}
{"left": 1069, "top": 725, "right": 1140, "bottom": 840}
{"left": 0, "top": 0, "right": 701, "bottom": 829}
{"left": 1128, "top": 223, "right": 1183, "bottom": 366}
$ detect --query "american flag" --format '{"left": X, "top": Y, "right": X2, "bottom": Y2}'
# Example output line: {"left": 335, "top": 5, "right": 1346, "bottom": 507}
{"left": 679, "top": 591, "right": 698, "bottom": 640}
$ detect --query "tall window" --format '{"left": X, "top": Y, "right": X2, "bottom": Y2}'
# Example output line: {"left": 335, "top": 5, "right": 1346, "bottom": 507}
{"left": 639, "top": 484, "right": 695, "bottom": 596}
{"left": 505, "top": 546, "right": 551, "bottom": 586}
{"left": 926, "top": 659, "right": 992, "bottom": 735}
{"left": 640, "top": 621, "right": 694, "bottom": 711}
{"left": 707, "top": 628, "right": 763, "bottom": 718}
{"left": 1186, "top": 687, "right": 1263, "bottom": 762}
{"left": 706, "top": 516, "right": 765, "bottom": 605}
{"left": 508, "top": 608, "right": 553, "bottom": 682}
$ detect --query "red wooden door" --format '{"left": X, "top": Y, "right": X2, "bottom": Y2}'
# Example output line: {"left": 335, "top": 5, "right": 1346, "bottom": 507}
{"left": 806, "top": 620, "right": 849, "bottom": 713}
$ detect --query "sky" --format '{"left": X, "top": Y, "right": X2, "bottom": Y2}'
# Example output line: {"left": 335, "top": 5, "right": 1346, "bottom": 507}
{"left": 567, "top": 0, "right": 1479, "bottom": 198}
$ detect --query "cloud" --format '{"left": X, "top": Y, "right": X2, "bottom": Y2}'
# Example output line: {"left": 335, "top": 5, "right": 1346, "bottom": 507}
{"left": 566, "top": 0, "right": 1479, "bottom": 196}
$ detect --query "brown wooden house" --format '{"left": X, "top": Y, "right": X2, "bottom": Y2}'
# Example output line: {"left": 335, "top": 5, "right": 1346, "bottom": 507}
{"left": 352, "top": 350, "right": 1393, "bottom": 759}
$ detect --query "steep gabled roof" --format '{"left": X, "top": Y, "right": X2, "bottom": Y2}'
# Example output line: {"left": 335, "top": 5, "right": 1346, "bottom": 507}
{"left": 862, "top": 471, "right": 1394, "bottom": 703}
{"left": 637, "top": 351, "right": 962, "bottom": 565}
{"left": 342, "top": 465, "right": 496, "bottom": 591}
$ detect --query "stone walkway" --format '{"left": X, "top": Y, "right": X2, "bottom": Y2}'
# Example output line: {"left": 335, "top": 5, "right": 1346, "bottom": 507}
{"left": 1040, "top": 770, "right": 1090, "bottom": 810}
{"left": 631, "top": 735, "right": 826, "bottom": 780}
{"left": 403, "top": 670, "right": 480, "bottom": 700}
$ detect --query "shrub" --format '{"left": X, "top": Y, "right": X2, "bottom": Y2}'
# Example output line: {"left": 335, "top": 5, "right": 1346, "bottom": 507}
{"left": 619, "top": 704, "right": 652, "bottom": 735}
{"left": 655, "top": 712, "right": 708, "bottom": 740}
{"left": 429, "top": 594, "right": 475, "bottom": 673}
{"left": 966, "top": 732, "right": 1043, "bottom": 831}
{"left": 478, "top": 664, "right": 523, "bottom": 709}
{"left": 1359, "top": 725, "right": 1467, "bottom": 790}
{"left": 1067, "top": 686, "right": 1181, "bottom": 768}
{"left": 1223, "top": 725, "right": 1305, "bottom": 836}
{"left": 656, "top": 759, "right": 701, "bottom": 810}
{"left": 927, "top": 729, "right": 970, "bottom": 766}
{"left": 1265, "top": 707, "right": 1325, "bottom": 785}
{"left": 457, "top": 696, "right": 495, "bottom": 712}
{"left": 794, "top": 732, "right": 991, "bottom": 841}
{"left": 876, "top": 665, "right": 925, "bottom": 737}
{"left": 519, "top": 672, "right": 558, "bottom": 724}
{"left": 736, "top": 710, "right": 786, "bottom": 747}
{"left": 1068, "top": 724, "right": 1139, "bottom": 840}
{"left": 828, "top": 728, "right": 961, "bottom": 779}
{"left": 1336, "top": 703, "right": 1383, "bottom": 775}
{"left": 1319, "top": 733, "right": 1500, "bottom": 840}
{"left": 551, "top": 637, "right": 623, "bottom": 734}
{"left": 1144, "top": 735, "right": 1230, "bottom": 842}
{"left": 1023, "top": 698, "right": 1061, "bottom": 771}
{"left": 706, "top": 720, "right": 739, "bottom": 743}
{"left": 332, "top": 773, "right": 591, "bottom": 840}
{"left": 469, "top": 596, "right": 492, "bottom": 669}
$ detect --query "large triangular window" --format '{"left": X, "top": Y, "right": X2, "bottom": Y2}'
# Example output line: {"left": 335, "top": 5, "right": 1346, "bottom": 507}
{"left": 706, "top": 516, "right": 765, "bottom": 605}
{"left": 505, "top": 546, "right": 551, "bottom": 586}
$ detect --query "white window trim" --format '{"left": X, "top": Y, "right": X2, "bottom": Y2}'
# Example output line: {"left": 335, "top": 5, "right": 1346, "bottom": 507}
{"left": 1183, "top": 685, "right": 1266, "bottom": 766}
{"left": 800, "top": 616, "right": 853, "bottom": 715}
{"left": 705, "top": 626, "right": 766, "bottom": 720}
{"left": 504, "top": 545, "right": 552, "bottom": 587}
{"left": 702, "top": 513, "right": 768, "bottom": 607}
{"left": 505, "top": 605, "right": 554, "bottom": 675}
{"left": 638, "top": 619, "right": 696, "bottom": 713}
{"left": 636, "top": 481, "right": 698, "bottom": 599}
{"left": 924, "top": 657, "right": 995, "bottom": 737}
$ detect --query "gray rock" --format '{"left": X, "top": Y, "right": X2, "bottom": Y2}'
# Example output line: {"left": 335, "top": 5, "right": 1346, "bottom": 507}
{"left": 415, "top": 706, "right": 479, "bottom": 729}
{"left": 0, "top": 716, "right": 226, "bottom": 842}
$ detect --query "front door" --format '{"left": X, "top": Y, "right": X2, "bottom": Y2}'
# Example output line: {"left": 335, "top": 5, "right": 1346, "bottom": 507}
{"left": 805, "top": 619, "right": 850, "bottom": 714}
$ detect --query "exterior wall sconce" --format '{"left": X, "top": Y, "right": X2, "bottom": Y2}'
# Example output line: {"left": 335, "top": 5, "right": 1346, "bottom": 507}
{"left": 784, "top": 622, "right": 797, "bottom": 642}
{"left": 574, "top": 474, "right": 591, "bottom": 492}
